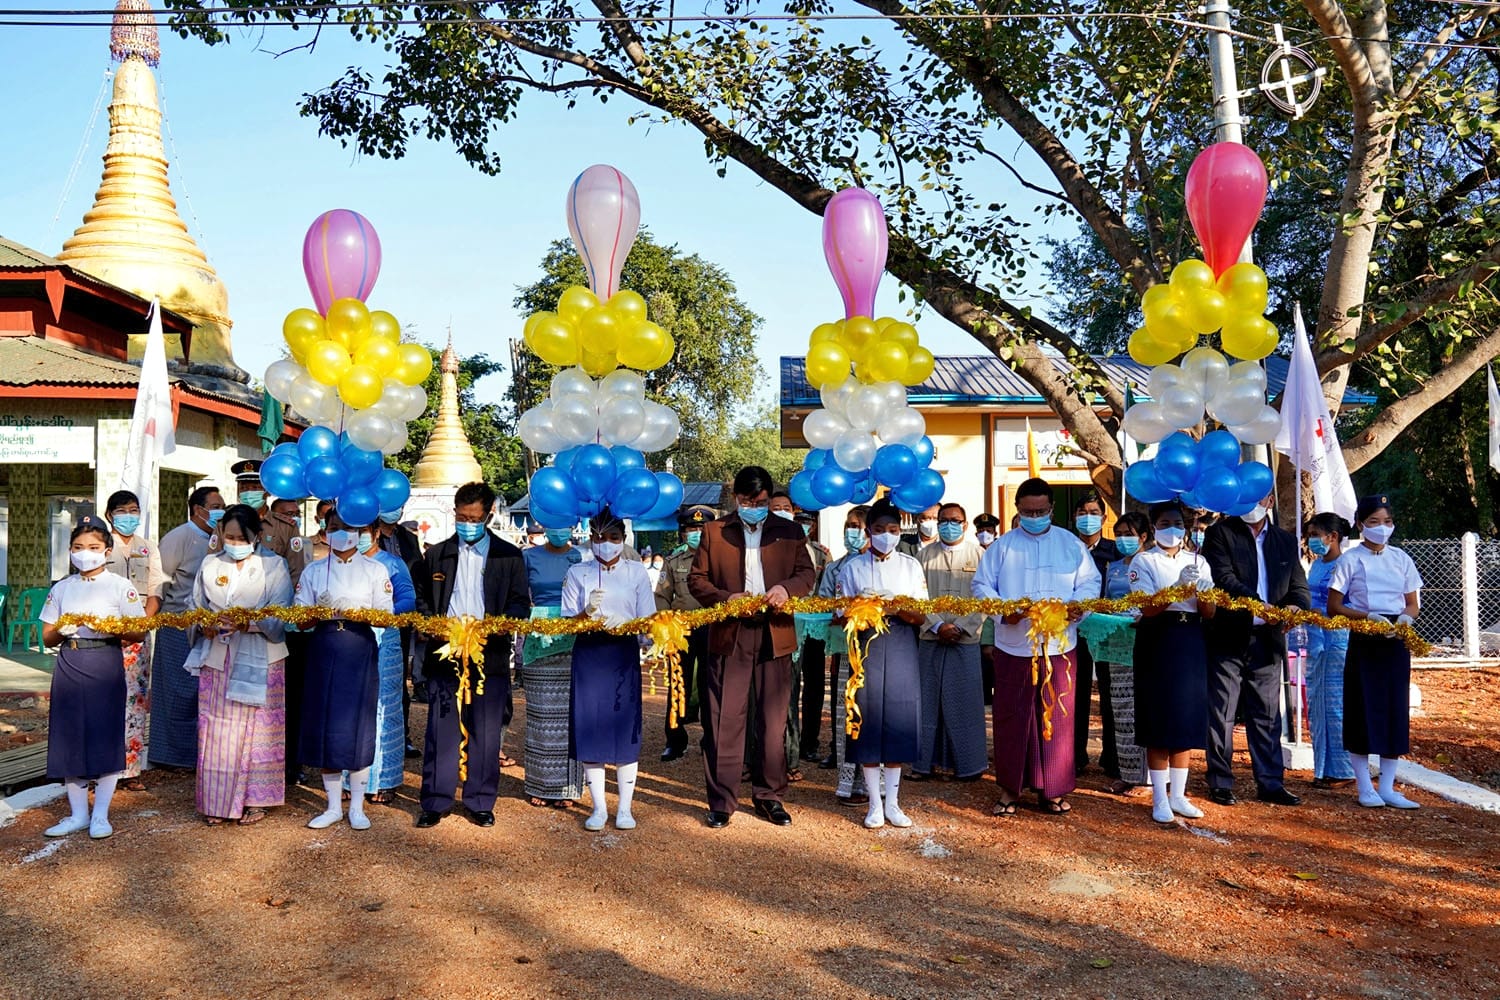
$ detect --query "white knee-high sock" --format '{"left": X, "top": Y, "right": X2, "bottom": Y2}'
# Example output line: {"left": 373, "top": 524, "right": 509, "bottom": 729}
{"left": 862, "top": 766, "right": 884, "bottom": 828}
{"left": 882, "top": 767, "right": 911, "bottom": 827}
{"left": 615, "top": 762, "right": 638, "bottom": 829}
{"left": 1350, "top": 753, "right": 1381, "bottom": 805}
{"left": 65, "top": 778, "right": 89, "bottom": 822}
{"left": 1149, "top": 768, "right": 1172, "bottom": 823}
{"left": 308, "top": 772, "right": 344, "bottom": 829}
{"left": 1378, "top": 757, "right": 1419, "bottom": 808}
{"left": 91, "top": 773, "right": 119, "bottom": 824}
{"left": 584, "top": 766, "right": 608, "bottom": 831}
{"left": 1168, "top": 767, "right": 1202, "bottom": 818}
{"left": 347, "top": 768, "right": 371, "bottom": 829}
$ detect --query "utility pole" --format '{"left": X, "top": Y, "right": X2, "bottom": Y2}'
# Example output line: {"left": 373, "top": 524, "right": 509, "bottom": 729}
{"left": 1204, "top": 0, "right": 1250, "bottom": 264}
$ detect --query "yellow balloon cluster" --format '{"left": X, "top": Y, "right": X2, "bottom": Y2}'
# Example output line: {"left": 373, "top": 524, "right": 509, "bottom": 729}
{"left": 522, "top": 286, "right": 675, "bottom": 376}
{"left": 283, "top": 299, "right": 432, "bottom": 409}
{"left": 1128, "top": 260, "right": 1276, "bottom": 365}
{"left": 804, "top": 315, "right": 936, "bottom": 389}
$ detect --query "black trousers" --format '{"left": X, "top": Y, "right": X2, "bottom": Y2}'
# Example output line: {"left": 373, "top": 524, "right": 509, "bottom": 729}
{"left": 798, "top": 636, "right": 828, "bottom": 756}
{"left": 1207, "top": 626, "right": 1286, "bottom": 792}
{"left": 1073, "top": 642, "right": 1118, "bottom": 775}
{"left": 420, "top": 672, "right": 509, "bottom": 813}
{"left": 664, "top": 625, "right": 709, "bottom": 751}
{"left": 282, "top": 632, "right": 309, "bottom": 783}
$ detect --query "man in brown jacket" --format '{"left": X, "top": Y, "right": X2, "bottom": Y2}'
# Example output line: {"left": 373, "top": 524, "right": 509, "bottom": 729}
{"left": 688, "top": 466, "right": 817, "bottom": 828}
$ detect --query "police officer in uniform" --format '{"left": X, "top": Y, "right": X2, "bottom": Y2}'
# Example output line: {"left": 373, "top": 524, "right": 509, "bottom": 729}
{"left": 230, "top": 460, "right": 308, "bottom": 586}
{"left": 654, "top": 506, "right": 714, "bottom": 762}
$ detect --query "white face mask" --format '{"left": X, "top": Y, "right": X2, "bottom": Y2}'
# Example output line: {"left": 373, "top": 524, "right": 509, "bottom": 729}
{"left": 918, "top": 518, "right": 938, "bottom": 538}
{"left": 70, "top": 549, "right": 108, "bottom": 573}
{"left": 1363, "top": 523, "right": 1394, "bottom": 545}
{"left": 869, "top": 531, "right": 901, "bottom": 555}
{"left": 1242, "top": 505, "right": 1269, "bottom": 525}
{"left": 976, "top": 530, "right": 996, "bottom": 546}
{"left": 772, "top": 509, "right": 795, "bottom": 521}
{"left": 1155, "top": 526, "right": 1185, "bottom": 549}
{"left": 592, "top": 540, "right": 624, "bottom": 563}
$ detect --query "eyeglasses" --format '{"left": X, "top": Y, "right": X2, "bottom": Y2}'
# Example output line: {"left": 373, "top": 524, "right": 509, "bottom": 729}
{"left": 1016, "top": 506, "right": 1053, "bottom": 518}
{"left": 736, "top": 497, "right": 770, "bottom": 510}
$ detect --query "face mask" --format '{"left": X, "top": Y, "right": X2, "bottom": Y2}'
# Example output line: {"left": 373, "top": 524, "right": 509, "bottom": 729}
{"left": 111, "top": 514, "right": 141, "bottom": 537}
{"left": 739, "top": 506, "right": 769, "bottom": 526}
{"left": 1363, "top": 523, "right": 1394, "bottom": 545}
{"left": 869, "top": 531, "right": 900, "bottom": 555}
{"left": 802, "top": 523, "right": 812, "bottom": 537}
{"left": 316, "top": 518, "right": 327, "bottom": 532}
{"left": 1155, "top": 526, "right": 1185, "bottom": 549}
{"left": 1242, "top": 505, "right": 1269, "bottom": 525}
{"left": 918, "top": 518, "right": 938, "bottom": 538}
{"left": 1116, "top": 536, "right": 1140, "bottom": 556}
{"left": 686, "top": 531, "right": 702, "bottom": 549}
{"left": 592, "top": 540, "right": 624, "bottom": 562}
{"left": 1075, "top": 514, "right": 1103, "bottom": 536}
{"left": 239, "top": 491, "right": 265, "bottom": 510}
{"left": 1308, "top": 537, "right": 1330, "bottom": 556}
{"left": 976, "top": 530, "right": 996, "bottom": 547}
{"left": 70, "top": 549, "right": 108, "bottom": 573}
{"left": 1191, "top": 529, "right": 1206, "bottom": 548}
{"left": 379, "top": 510, "right": 403, "bottom": 524}
{"left": 773, "top": 509, "right": 795, "bottom": 521}
{"left": 356, "top": 533, "right": 375, "bottom": 555}
{"left": 844, "top": 528, "right": 865, "bottom": 553}
{"left": 203, "top": 508, "right": 225, "bottom": 528}
{"left": 224, "top": 541, "right": 255, "bottom": 561}
{"left": 327, "top": 529, "right": 359, "bottom": 552}
{"left": 545, "top": 528, "right": 574, "bottom": 547}
{"left": 455, "top": 522, "right": 487, "bottom": 543}
{"left": 937, "top": 522, "right": 965, "bottom": 544}
{"left": 1019, "top": 514, "right": 1052, "bottom": 535}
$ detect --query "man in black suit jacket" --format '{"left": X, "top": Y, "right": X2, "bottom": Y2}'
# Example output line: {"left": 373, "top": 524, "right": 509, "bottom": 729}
{"left": 411, "top": 483, "right": 530, "bottom": 828}
{"left": 1200, "top": 492, "right": 1310, "bottom": 807}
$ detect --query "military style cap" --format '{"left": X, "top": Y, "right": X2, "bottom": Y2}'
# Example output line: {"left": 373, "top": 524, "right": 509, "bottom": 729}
{"left": 973, "top": 513, "right": 1000, "bottom": 530}
{"left": 76, "top": 514, "right": 109, "bottom": 533}
{"left": 679, "top": 505, "right": 714, "bottom": 528}
{"left": 230, "top": 459, "right": 263, "bottom": 483}
{"left": 1355, "top": 494, "right": 1393, "bottom": 522}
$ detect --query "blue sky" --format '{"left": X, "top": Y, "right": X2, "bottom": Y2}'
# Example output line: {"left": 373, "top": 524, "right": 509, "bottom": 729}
{"left": 2, "top": 16, "right": 1050, "bottom": 414}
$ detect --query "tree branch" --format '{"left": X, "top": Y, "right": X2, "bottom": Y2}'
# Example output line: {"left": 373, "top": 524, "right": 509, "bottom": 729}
{"left": 1300, "top": 0, "right": 1379, "bottom": 115}
{"left": 1397, "top": 5, "right": 1496, "bottom": 103}
{"left": 970, "top": 141, "right": 1068, "bottom": 202}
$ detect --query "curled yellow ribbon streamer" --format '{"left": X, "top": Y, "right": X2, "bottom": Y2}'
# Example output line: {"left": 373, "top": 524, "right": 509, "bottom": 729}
{"left": 840, "top": 595, "right": 890, "bottom": 740}
{"left": 434, "top": 615, "right": 487, "bottom": 783}
{"left": 1024, "top": 599, "right": 1071, "bottom": 741}
{"left": 647, "top": 611, "right": 690, "bottom": 728}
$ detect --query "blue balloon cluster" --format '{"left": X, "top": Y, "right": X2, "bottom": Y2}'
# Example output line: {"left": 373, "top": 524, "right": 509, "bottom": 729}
{"left": 260, "top": 426, "right": 412, "bottom": 526}
{"left": 1125, "top": 430, "right": 1272, "bottom": 515}
{"left": 527, "top": 444, "right": 684, "bottom": 528}
{"left": 787, "top": 435, "right": 943, "bottom": 513}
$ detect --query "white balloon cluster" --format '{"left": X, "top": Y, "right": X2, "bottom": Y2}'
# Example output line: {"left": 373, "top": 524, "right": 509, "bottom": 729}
{"left": 1122, "top": 347, "right": 1281, "bottom": 446}
{"left": 264, "top": 356, "right": 425, "bottom": 455}
{"left": 801, "top": 378, "right": 927, "bottom": 472}
{"left": 518, "top": 367, "right": 681, "bottom": 455}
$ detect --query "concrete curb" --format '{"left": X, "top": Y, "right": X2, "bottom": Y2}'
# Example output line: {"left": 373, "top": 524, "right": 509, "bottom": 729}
{"left": 1370, "top": 756, "right": 1500, "bottom": 814}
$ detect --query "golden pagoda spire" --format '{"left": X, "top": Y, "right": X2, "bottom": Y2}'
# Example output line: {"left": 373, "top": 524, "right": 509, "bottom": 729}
{"left": 411, "top": 335, "right": 483, "bottom": 488}
{"left": 57, "top": 0, "right": 239, "bottom": 376}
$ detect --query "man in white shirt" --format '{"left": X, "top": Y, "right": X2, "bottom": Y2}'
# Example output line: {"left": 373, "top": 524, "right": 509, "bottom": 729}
{"left": 972, "top": 479, "right": 1100, "bottom": 815}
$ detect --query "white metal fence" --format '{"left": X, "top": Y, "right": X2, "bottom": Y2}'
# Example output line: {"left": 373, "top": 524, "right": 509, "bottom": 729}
{"left": 1401, "top": 534, "right": 1500, "bottom": 662}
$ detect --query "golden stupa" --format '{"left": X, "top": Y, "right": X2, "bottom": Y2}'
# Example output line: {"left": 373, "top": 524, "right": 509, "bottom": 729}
{"left": 57, "top": 0, "right": 240, "bottom": 376}
{"left": 410, "top": 338, "right": 483, "bottom": 487}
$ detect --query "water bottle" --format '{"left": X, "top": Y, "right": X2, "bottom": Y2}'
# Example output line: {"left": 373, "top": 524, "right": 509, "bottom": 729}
{"left": 1287, "top": 624, "right": 1308, "bottom": 657}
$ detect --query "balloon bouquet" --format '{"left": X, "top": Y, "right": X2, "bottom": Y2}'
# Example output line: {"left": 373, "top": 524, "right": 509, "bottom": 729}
{"left": 258, "top": 210, "right": 422, "bottom": 524}
{"left": 788, "top": 189, "right": 944, "bottom": 513}
{"left": 517, "top": 165, "right": 685, "bottom": 527}
{"left": 1119, "top": 142, "right": 1282, "bottom": 514}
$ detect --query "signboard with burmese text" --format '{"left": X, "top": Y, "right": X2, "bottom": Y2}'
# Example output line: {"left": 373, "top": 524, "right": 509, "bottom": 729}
{"left": 0, "top": 415, "right": 95, "bottom": 465}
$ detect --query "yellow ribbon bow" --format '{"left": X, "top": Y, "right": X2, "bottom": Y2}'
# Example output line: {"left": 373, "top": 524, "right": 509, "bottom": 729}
{"left": 1025, "top": 598, "right": 1072, "bottom": 741}
{"left": 436, "top": 615, "right": 487, "bottom": 782}
{"left": 647, "top": 611, "right": 691, "bottom": 727}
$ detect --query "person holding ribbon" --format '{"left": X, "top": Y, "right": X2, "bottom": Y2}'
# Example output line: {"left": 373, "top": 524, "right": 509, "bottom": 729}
{"left": 295, "top": 508, "right": 394, "bottom": 831}
{"left": 40, "top": 516, "right": 147, "bottom": 839}
{"left": 355, "top": 523, "right": 416, "bottom": 806}
{"left": 1327, "top": 495, "right": 1424, "bottom": 809}
{"left": 835, "top": 499, "right": 929, "bottom": 829}
{"left": 913, "top": 502, "right": 987, "bottom": 782}
{"left": 188, "top": 505, "right": 294, "bottom": 826}
{"left": 1128, "top": 502, "right": 1216, "bottom": 824}
{"left": 563, "top": 506, "right": 656, "bottom": 832}
{"left": 1303, "top": 512, "right": 1357, "bottom": 788}
{"left": 522, "top": 518, "right": 585, "bottom": 808}
{"left": 102, "top": 490, "right": 164, "bottom": 790}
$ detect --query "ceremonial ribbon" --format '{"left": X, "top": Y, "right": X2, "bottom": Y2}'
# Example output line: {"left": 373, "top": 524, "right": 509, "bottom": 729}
{"left": 838, "top": 595, "right": 890, "bottom": 740}
{"left": 433, "top": 615, "right": 486, "bottom": 783}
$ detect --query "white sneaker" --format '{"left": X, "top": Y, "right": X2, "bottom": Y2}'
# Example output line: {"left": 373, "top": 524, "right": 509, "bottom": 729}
{"left": 863, "top": 808, "right": 885, "bottom": 829}
{"left": 307, "top": 809, "right": 342, "bottom": 830}
{"left": 88, "top": 817, "right": 114, "bottom": 840}
{"left": 614, "top": 810, "right": 636, "bottom": 830}
{"left": 1169, "top": 796, "right": 1204, "bottom": 819}
{"left": 584, "top": 810, "right": 608, "bottom": 832}
{"left": 884, "top": 804, "right": 913, "bottom": 828}
{"left": 1379, "top": 790, "right": 1420, "bottom": 810}
{"left": 1357, "top": 791, "right": 1385, "bottom": 808}
{"left": 347, "top": 811, "right": 371, "bottom": 831}
{"left": 44, "top": 815, "right": 89, "bottom": 838}
{"left": 1151, "top": 801, "right": 1174, "bottom": 824}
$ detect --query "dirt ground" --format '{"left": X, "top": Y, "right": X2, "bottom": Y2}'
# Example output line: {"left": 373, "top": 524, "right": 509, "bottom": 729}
{"left": 3, "top": 669, "right": 1499, "bottom": 1000}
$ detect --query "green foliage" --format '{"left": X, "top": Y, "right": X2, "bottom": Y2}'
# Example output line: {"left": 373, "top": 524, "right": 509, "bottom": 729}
{"left": 673, "top": 404, "right": 806, "bottom": 489}
{"left": 385, "top": 345, "right": 528, "bottom": 503}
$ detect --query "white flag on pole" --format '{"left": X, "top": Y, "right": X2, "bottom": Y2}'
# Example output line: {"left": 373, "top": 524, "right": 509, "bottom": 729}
{"left": 1274, "top": 304, "right": 1357, "bottom": 522}
{"left": 1487, "top": 364, "right": 1500, "bottom": 473}
{"left": 118, "top": 298, "right": 177, "bottom": 527}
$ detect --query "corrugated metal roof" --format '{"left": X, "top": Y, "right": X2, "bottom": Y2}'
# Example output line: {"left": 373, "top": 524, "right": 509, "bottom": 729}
{"left": 509, "top": 481, "right": 726, "bottom": 513}
{"left": 0, "top": 336, "right": 145, "bottom": 386}
{"left": 780, "top": 353, "right": 1376, "bottom": 407}
{"left": 0, "top": 236, "right": 65, "bottom": 270}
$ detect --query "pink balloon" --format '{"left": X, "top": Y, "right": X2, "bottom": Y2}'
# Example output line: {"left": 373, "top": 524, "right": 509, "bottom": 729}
{"left": 302, "top": 209, "right": 382, "bottom": 315}
{"left": 822, "top": 188, "right": 889, "bottom": 319}
{"left": 1185, "top": 142, "right": 1269, "bottom": 277}
{"left": 566, "top": 165, "right": 641, "bottom": 299}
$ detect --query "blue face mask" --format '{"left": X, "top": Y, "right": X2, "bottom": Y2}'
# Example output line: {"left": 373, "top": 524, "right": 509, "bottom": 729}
{"left": 686, "top": 531, "right": 702, "bottom": 549}
{"left": 1308, "top": 536, "right": 1330, "bottom": 556}
{"left": 739, "top": 506, "right": 769, "bottom": 526}
{"left": 111, "top": 513, "right": 141, "bottom": 537}
{"left": 224, "top": 541, "right": 255, "bottom": 561}
{"left": 844, "top": 527, "right": 866, "bottom": 553}
{"left": 1191, "top": 529, "right": 1206, "bottom": 548}
{"left": 1019, "top": 514, "right": 1052, "bottom": 535}
{"left": 545, "top": 528, "right": 574, "bottom": 547}
{"left": 379, "top": 510, "right": 403, "bottom": 525}
{"left": 356, "top": 533, "right": 375, "bottom": 555}
{"left": 937, "top": 522, "right": 965, "bottom": 544}
{"left": 205, "top": 508, "right": 225, "bottom": 528}
{"left": 456, "top": 521, "right": 487, "bottom": 543}
{"left": 1116, "top": 536, "right": 1140, "bottom": 557}
{"left": 239, "top": 491, "right": 266, "bottom": 510}
{"left": 1075, "top": 514, "right": 1103, "bottom": 536}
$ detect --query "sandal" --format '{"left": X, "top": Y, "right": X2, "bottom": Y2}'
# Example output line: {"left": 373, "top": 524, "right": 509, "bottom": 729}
{"left": 787, "top": 768, "right": 804, "bottom": 783}
{"left": 498, "top": 754, "right": 518, "bottom": 768}
{"left": 991, "top": 800, "right": 1018, "bottom": 817}
{"left": 204, "top": 816, "right": 225, "bottom": 826}
{"left": 122, "top": 778, "right": 147, "bottom": 792}
{"left": 237, "top": 808, "right": 267, "bottom": 826}
{"left": 365, "top": 790, "right": 394, "bottom": 805}
{"left": 1041, "top": 796, "right": 1073, "bottom": 815}
{"left": 549, "top": 799, "right": 573, "bottom": 810}
{"left": 528, "top": 796, "right": 550, "bottom": 808}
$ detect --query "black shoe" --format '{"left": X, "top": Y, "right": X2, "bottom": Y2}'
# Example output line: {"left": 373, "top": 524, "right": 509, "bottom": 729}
{"left": 468, "top": 809, "right": 496, "bottom": 827}
{"left": 660, "top": 745, "right": 687, "bottom": 763}
{"left": 800, "top": 747, "right": 821, "bottom": 763}
{"left": 705, "top": 810, "right": 731, "bottom": 829}
{"left": 1207, "top": 788, "right": 1238, "bottom": 806}
{"left": 404, "top": 743, "right": 420, "bottom": 759}
{"left": 906, "top": 770, "right": 931, "bottom": 782}
{"left": 818, "top": 754, "right": 837, "bottom": 770}
{"left": 1256, "top": 787, "right": 1302, "bottom": 806}
{"left": 752, "top": 800, "right": 793, "bottom": 826}
{"left": 415, "top": 810, "right": 446, "bottom": 828}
